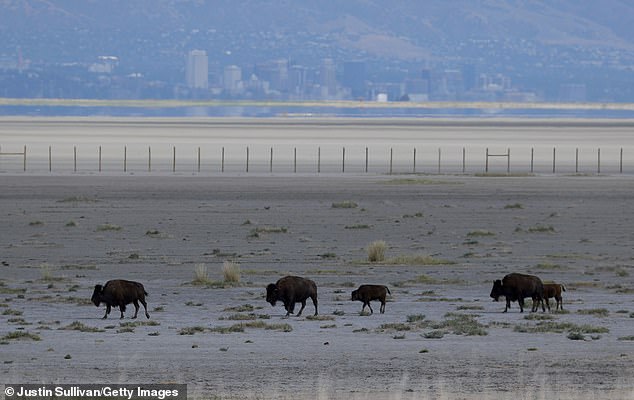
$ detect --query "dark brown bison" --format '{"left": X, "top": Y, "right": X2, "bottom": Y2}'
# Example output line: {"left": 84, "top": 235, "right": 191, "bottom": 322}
{"left": 266, "top": 276, "right": 318, "bottom": 317}
{"left": 91, "top": 279, "right": 150, "bottom": 319}
{"left": 543, "top": 283, "right": 566, "bottom": 311}
{"left": 351, "top": 284, "right": 391, "bottom": 314}
{"left": 490, "top": 273, "right": 545, "bottom": 313}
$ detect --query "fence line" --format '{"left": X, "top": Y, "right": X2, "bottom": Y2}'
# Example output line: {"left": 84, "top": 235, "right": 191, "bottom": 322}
{"left": 0, "top": 144, "right": 631, "bottom": 175}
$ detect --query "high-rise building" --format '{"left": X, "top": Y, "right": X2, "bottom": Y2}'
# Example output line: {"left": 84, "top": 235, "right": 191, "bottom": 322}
{"left": 186, "top": 50, "right": 208, "bottom": 89}
{"left": 320, "top": 58, "right": 337, "bottom": 97}
{"left": 223, "top": 65, "right": 242, "bottom": 93}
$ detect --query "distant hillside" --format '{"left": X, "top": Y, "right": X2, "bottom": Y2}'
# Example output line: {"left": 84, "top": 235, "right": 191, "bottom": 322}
{"left": 1, "top": 0, "right": 633, "bottom": 62}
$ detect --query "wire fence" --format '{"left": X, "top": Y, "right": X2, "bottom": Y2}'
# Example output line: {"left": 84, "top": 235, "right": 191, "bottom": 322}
{"left": 0, "top": 144, "right": 631, "bottom": 175}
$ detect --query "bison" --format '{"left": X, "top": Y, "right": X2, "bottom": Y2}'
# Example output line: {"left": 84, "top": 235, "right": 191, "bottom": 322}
{"left": 91, "top": 279, "right": 150, "bottom": 319}
{"left": 490, "top": 273, "right": 545, "bottom": 313}
{"left": 266, "top": 275, "right": 318, "bottom": 317}
{"left": 543, "top": 283, "right": 566, "bottom": 311}
{"left": 351, "top": 284, "right": 391, "bottom": 314}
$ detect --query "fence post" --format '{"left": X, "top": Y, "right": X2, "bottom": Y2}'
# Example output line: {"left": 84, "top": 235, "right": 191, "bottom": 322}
{"left": 23, "top": 145, "right": 27, "bottom": 172}
{"left": 246, "top": 147, "right": 249, "bottom": 173}
{"left": 597, "top": 148, "right": 601, "bottom": 174}
{"left": 173, "top": 146, "right": 176, "bottom": 173}
{"left": 365, "top": 147, "right": 369, "bottom": 173}
{"left": 124, "top": 146, "right": 127, "bottom": 172}
{"left": 294, "top": 147, "right": 297, "bottom": 173}
{"left": 342, "top": 147, "right": 345, "bottom": 173}
{"left": 552, "top": 147, "right": 556, "bottom": 174}
{"left": 317, "top": 147, "right": 321, "bottom": 173}
{"left": 413, "top": 147, "right": 416, "bottom": 173}
{"left": 389, "top": 148, "right": 393, "bottom": 175}
{"left": 507, "top": 148, "right": 510, "bottom": 173}
{"left": 620, "top": 148, "right": 623, "bottom": 174}
{"left": 485, "top": 148, "right": 489, "bottom": 173}
{"left": 148, "top": 146, "right": 151, "bottom": 172}
{"left": 462, "top": 147, "right": 466, "bottom": 173}
{"left": 221, "top": 147, "right": 225, "bottom": 173}
{"left": 99, "top": 146, "right": 102, "bottom": 172}
{"left": 74, "top": 146, "right": 77, "bottom": 173}
{"left": 48, "top": 146, "right": 52, "bottom": 172}
{"left": 197, "top": 147, "right": 201, "bottom": 173}
{"left": 270, "top": 147, "right": 273, "bottom": 173}
{"left": 575, "top": 148, "right": 579, "bottom": 173}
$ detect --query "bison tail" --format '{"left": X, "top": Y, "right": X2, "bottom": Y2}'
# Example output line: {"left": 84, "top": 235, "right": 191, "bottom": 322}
{"left": 561, "top": 284, "right": 566, "bottom": 292}
{"left": 144, "top": 290, "right": 148, "bottom": 296}
{"left": 385, "top": 286, "right": 391, "bottom": 295}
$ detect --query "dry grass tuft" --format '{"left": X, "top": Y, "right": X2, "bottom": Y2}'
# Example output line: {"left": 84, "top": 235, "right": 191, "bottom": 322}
{"left": 367, "top": 240, "right": 386, "bottom": 262}
{"left": 222, "top": 261, "right": 241, "bottom": 284}
{"left": 192, "top": 264, "right": 212, "bottom": 285}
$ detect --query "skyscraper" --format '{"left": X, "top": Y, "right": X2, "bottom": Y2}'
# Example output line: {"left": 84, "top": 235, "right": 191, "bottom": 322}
{"left": 186, "top": 50, "right": 208, "bottom": 89}
{"left": 320, "top": 58, "right": 337, "bottom": 98}
{"left": 223, "top": 65, "right": 242, "bottom": 93}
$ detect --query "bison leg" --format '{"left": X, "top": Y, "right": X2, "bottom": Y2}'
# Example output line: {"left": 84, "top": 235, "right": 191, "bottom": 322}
{"left": 504, "top": 299, "right": 511, "bottom": 313}
{"left": 380, "top": 300, "right": 386, "bottom": 314}
{"left": 102, "top": 304, "right": 111, "bottom": 319}
{"left": 545, "top": 298, "right": 551, "bottom": 312}
{"left": 297, "top": 300, "right": 306, "bottom": 317}
{"left": 366, "top": 302, "right": 374, "bottom": 315}
{"left": 556, "top": 296, "right": 563, "bottom": 311}
{"left": 518, "top": 298, "right": 524, "bottom": 313}
{"left": 311, "top": 295, "right": 318, "bottom": 316}
{"left": 132, "top": 299, "right": 140, "bottom": 319}
{"left": 140, "top": 298, "right": 150, "bottom": 319}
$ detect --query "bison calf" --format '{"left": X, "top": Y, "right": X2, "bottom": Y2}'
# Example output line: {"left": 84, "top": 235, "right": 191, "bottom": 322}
{"left": 91, "top": 279, "right": 150, "bottom": 319}
{"left": 543, "top": 283, "right": 566, "bottom": 311}
{"left": 351, "top": 284, "right": 391, "bottom": 314}
{"left": 266, "top": 275, "right": 318, "bottom": 317}
{"left": 490, "top": 273, "right": 545, "bottom": 313}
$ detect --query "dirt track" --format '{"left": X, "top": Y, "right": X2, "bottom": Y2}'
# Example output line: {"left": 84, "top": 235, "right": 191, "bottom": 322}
{"left": 0, "top": 174, "right": 633, "bottom": 399}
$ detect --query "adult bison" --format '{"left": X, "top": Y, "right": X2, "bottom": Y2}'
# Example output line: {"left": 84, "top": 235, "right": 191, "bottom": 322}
{"left": 490, "top": 273, "right": 545, "bottom": 313}
{"left": 91, "top": 279, "right": 150, "bottom": 319}
{"left": 266, "top": 276, "right": 318, "bottom": 317}
{"left": 543, "top": 283, "right": 566, "bottom": 311}
{"left": 351, "top": 284, "right": 391, "bottom": 314}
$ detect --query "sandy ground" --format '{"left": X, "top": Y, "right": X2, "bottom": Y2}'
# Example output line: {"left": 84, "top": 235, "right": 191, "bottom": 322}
{"left": 0, "top": 173, "right": 633, "bottom": 399}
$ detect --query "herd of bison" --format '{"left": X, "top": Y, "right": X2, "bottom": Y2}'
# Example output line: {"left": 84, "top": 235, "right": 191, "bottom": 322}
{"left": 91, "top": 272, "right": 565, "bottom": 320}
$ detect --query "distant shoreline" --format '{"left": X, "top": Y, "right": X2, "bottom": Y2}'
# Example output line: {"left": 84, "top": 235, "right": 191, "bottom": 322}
{"left": 2, "top": 97, "right": 634, "bottom": 111}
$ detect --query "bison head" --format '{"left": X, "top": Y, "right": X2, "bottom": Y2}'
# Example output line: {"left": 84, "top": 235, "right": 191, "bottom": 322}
{"left": 266, "top": 283, "right": 279, "bottom": 306}
{"left": 351, "top": 289, "right": 359, "bottom": 301}
{"left": 91, "top": 284, "right": 104, "bottom": 307}
{"left": 490, "top": 279, "right": 504, "bottom": 301}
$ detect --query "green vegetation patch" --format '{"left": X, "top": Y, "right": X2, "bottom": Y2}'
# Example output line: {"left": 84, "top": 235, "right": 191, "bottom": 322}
{"left": 60, "top": 321, "right": 105, "bottom": 332}
{"left": 2, "top": 331, "right": 41, "bottom": 341}
{"left": 514, "top": 321, "right": 609, "bottom": 334}
{"left": 331, "top": 201, "right": 358, "bottom": 209}
{"left": 577, "top": 308, "right": 609, "bottom": 317}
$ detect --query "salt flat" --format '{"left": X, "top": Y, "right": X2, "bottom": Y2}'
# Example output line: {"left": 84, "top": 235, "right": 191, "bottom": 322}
{"left": 0, "top": 173, "right": 632, "bottom": 399}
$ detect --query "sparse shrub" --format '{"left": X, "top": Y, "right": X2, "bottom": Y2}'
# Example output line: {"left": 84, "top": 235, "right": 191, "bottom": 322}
{"left": 567, "top": 332, "right": 585, "bottom": 340}
{"left": 2, "top": 309, "right": 22, "bottom": 316}
{"left": 332, "top": 200, "right": 358, "bottom": 209}
{"left": 577, "top": 308, "right": 609, "bottom": 317}
{"left": 96, "top": 223, "right": 122, "bottom": 232}
{"left": 192, "top": 264, "right": 211, "bottom": 285}
{"left": 618, "top": 336, "right": 634, "bottom": 341}
{"left": 406, "top": 314, "right": 426, "bottom": 323}
{"left": 179, "top": 326, "right": 208, "bottom": 335}
{"left": 65, "top": 220, "right": 77, "bottom": 227}
{"left": 222, "top": 261, "right": 241, "bottom": 284}
{"left": 367, "top": 240, "right": 386, "bottom": 262}
{"left": 386, "top": 255, "right": 454, "bottom": 265}
{"left": 60, "top": 321, "right": 105, "bottom": 332}
{"left": 332, "top": 309, "right": 345, "bottom": 316}
{"left": 2, "top": 331, "right": 41, "bottom": 341}
{"left": 466, "top": 230, "right": 495, "bottom": 237}
{"left": 378, "top": 323, "right": 410, "bottom": 331}
{"left": 527, "top": 225, "right": 555, "bottom": 233}
{"left": 504, "top": 203, "right": 523, "bottom": 209}
{"left": 423, "top": 330, "right": 444, "bottom": 339}
{"left": 345, "top": 224, "right": 371, "bottom": 229}
{"left": 29, "top": 220, "right": 44, "bottom": 226}
{"left": 318, "top": 253, "right": 337, "bottom": 259}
